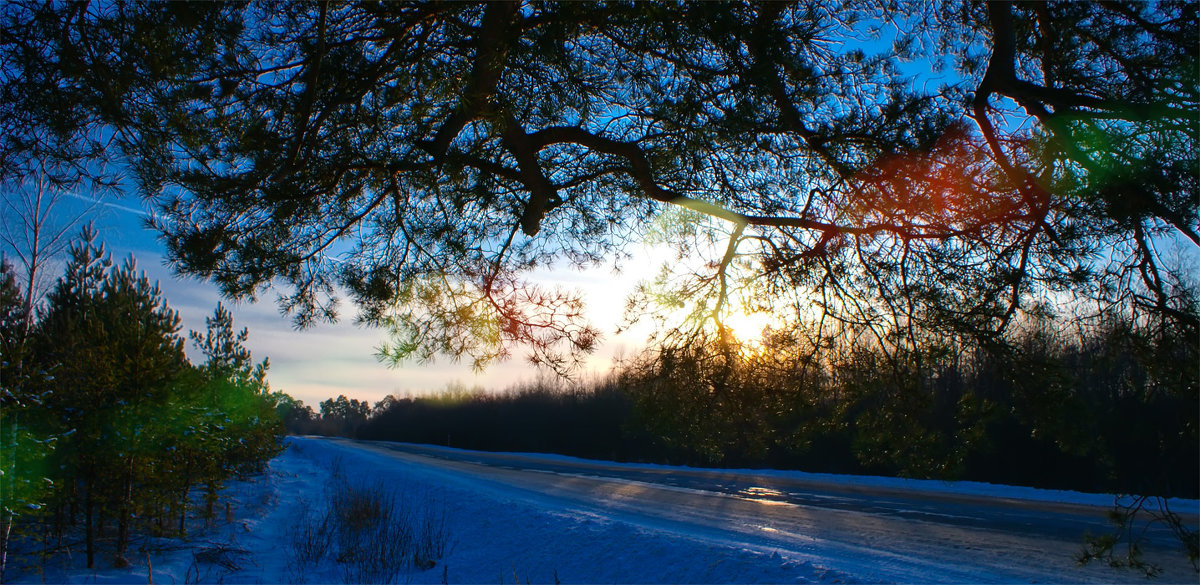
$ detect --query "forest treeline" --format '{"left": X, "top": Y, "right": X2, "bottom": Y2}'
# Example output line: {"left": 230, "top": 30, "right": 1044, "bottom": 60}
{"left": 0, "top": 229, "right": 286, "bottom": 575}
{"left": 292, "top": 301, "right": 1198, "bottom": 501}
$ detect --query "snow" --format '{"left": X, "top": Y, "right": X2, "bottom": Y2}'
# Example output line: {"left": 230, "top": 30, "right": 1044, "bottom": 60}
{"left": 6, "top": 436, "right": 1197, "bottom": 584}
{"left": 6, "top": 437, "right": 836, "bottom": 584}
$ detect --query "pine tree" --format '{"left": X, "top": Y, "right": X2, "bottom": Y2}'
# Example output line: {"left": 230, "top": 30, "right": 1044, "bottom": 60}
{"left": 0, "top": 258, "right": 28, "bottom": 403}
{"left": 188, "top": 303, "right": 283, "bottom": 520}
{"left": 190, "top": 303, "right": 253, "bottom": 386}
{"left": 33, "top": 228, "right": 188, "bottom": 567}
{"left": 94, "top": 256, "right": 187, "bottom": 565}
{"left": 29, "top": 227, "right": 111, "bottom": 568}
{"left": 7, "top": 229, "right": 288, "bottom": 571}
{"left": 0, "top": 258, "right": 58, "bottom": 581}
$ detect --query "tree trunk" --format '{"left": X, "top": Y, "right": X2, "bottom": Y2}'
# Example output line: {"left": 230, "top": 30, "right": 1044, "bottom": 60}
{"left": 177, "top": 469, "right": 191, "bottom": 537}
{"left": 85, "top": 485, "right": 95, "bottom": 569}
{"left": 69, "top": 487, "right": 78, "bottom": 527}
{"left": 115, "top": 514, "right": 130, "bottom": 568}
{"left": 114, "top": 456, "right": 134, "bottom": 567}
{"left": 204, "top": 483, "right": 217, "bottom": 525}
{"left": 1, "top": 511, "right": 12, "bottom": 584}
{"left": 177, "top": 485, "right": 189, "bottom": 537}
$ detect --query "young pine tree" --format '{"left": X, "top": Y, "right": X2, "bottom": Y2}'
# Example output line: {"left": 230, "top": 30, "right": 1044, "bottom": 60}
{"left": 188, "top": 303, "right": 283, "bottom": 520}
{"left": 34, "top": 227, "right": 188, "bottom": 568}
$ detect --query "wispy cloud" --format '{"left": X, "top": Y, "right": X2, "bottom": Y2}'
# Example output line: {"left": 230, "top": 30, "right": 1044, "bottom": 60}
{"left": 68, "top": 191, "right": 150, "bottom": 217}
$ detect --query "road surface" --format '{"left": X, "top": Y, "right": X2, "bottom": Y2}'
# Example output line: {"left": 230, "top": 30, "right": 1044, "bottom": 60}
{"left": 331, "top": 438, "right": 1199, "bottom": 583}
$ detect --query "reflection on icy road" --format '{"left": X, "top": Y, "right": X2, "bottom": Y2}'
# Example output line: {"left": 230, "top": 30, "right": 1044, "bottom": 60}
{"left": 339, "top": 438, "right": 1199, "bottom": 584}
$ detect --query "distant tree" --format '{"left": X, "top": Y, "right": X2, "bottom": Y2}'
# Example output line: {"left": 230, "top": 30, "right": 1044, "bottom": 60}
{"left": 319, "top": 395, "right": 372, "bottom": 437}
{"left": 275, "top": 392, "right": 318, "bottom": 435}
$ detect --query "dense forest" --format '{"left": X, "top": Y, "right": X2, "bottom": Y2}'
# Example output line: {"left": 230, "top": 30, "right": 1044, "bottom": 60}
{"left": 293, "top": 293, "right": 1197, "bottom": 500}
{"left": 0, "top": 229, "right": 286, "bottom": 576}
{"left": 293, "top": 307, "right": 1199, "bottom": 570}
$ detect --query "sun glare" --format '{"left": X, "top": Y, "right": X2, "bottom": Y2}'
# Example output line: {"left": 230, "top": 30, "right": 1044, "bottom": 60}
{"left": 720, "top": 309, "right": 775, "bottom": 344}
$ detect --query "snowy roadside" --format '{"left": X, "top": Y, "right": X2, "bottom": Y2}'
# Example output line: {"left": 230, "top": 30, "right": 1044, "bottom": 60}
{"left": 8, "top": 436, "right": 1197, "bottom": 584}
{"left": 7, "top": 436, "right": 841, "bottom": 584}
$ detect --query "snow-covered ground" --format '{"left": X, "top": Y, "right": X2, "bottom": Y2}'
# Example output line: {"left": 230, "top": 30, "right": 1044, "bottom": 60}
{"left": 6, "top": 436, "right": 1198, "bottom": 584}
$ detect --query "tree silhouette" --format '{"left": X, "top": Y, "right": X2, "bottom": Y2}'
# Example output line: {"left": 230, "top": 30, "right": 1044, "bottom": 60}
{"left": 0, "top": 167, "right": 98, "bottom": 339}
{"left": 1, "top": 1, "right": 1195, "bottom": 367}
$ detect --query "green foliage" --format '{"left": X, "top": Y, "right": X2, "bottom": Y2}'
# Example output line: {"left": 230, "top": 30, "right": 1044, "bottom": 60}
{"left": 188, "top": 302, "right": 285, "bottom": 477}
{"left": 0, "top": 419, "right": 58, "bottom": 514}
{"left": 2, "top": 230, "right": 287, "bottom": 573}
{"left": 0, "top": 259, "right": 58, "bottom": 582}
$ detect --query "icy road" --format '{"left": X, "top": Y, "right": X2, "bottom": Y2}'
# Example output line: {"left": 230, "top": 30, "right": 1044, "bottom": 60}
{"left": 15, "top": 436, "right": 1197, "bottom": 584}
{"left": 336, "top": 437, "right": 1199, "bottom": 584}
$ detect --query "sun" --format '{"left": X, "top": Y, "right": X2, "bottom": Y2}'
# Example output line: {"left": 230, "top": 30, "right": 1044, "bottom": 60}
{"left": 719, "top": 309, "right": 775, "bottom": 344}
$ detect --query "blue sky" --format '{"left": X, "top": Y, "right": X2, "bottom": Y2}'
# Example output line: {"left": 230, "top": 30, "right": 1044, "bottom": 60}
{"left": 31, "top": 190, "right": 667, "bottom": 408}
